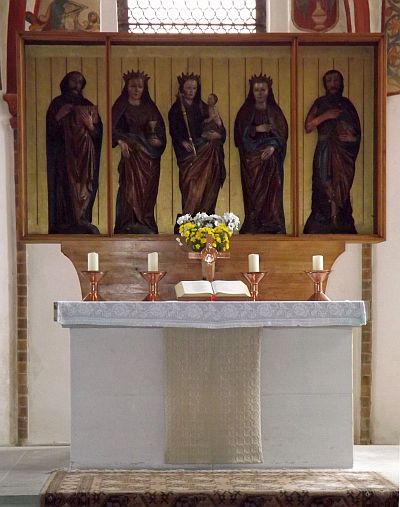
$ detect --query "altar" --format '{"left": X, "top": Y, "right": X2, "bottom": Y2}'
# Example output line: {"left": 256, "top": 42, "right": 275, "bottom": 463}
{"left": 55, "top": 300, "right": 367, "bottom": 470}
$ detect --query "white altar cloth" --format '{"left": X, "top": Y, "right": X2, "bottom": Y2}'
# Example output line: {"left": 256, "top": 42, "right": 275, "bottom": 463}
{"left": 55, "top": 300, "right": 367, "bottom": 328}
{"left": 54, "top": 300, "right": 367, "bottom": 469}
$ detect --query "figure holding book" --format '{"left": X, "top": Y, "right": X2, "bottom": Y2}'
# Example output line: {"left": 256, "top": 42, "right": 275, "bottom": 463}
{"left": 234, "top": 74, "right": 288, "bottom": 234}
{"left": 168, "top": 73, "right": 226, "bottom": 230}
{"left": 46, "top": 71, "right": 103, "bottom": 234}
{"left": 112, "top": 70, "right": 166, "bottom": 234}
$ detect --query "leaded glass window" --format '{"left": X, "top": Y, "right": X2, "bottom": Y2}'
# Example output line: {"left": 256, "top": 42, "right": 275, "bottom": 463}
{"left": 118, "top": 0, "right": 259, "bottom": 33}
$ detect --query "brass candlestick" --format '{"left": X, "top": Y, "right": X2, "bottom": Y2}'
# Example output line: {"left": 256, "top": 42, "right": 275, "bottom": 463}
{"left": 305, "top": 270, "right": 331, "bottom": 301}
{"left": 242, "top": 272, "right": 267, "bottom": 301}
{"left": 140, "top": 271, "right": 166, "bottom": 301}
{"left": 82, "top": 271, "right": 106, "bottom": 301}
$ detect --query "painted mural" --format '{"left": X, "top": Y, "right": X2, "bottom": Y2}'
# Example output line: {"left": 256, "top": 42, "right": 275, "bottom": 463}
{"left": 383, "top": 0, "right": 400, "bottom": 95}
{"left": 25, "top": 0, "right": 100, "bottom": 31}
{"left": 292, "top": 0, "right": 339, "bottom": 32}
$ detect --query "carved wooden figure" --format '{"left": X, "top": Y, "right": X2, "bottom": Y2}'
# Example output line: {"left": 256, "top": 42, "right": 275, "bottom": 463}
{"left": 46, "top": 71, "right": 103, "bottom": 234}
{"left": 168, "top": 73, "right": 226, "bottom": 231}
{"left": 303, "top": 69, "right": 361, "bottom": 234}
{"left": 112, "top": 70, "right": 166, "bottom": 234}
{"left": 234, "top": 74, "right": 288, "bottom": 234}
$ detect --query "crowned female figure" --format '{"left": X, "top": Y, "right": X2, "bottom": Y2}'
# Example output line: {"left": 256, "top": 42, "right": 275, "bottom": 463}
{"left": 168, "top": 73, "right": 226, "bottom": 228}
{"left": 112, "top": 70, "right": 166, "bottom": 234}
{"left": 234, "top": 74, "right": 288, "bottom": 234}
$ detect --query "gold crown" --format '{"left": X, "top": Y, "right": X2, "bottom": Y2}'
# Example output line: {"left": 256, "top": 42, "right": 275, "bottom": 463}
{"left": 177, "top": 72, "right": 201, "bottom": 86}
{"left": 123, "top": 70, "right": 150, "bottom": 83}
{"left": 249, "top": 73, "right": 273, "bottom": 88}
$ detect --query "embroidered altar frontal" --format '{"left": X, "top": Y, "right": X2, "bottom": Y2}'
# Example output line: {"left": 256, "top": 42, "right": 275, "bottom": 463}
{"left": 165, "top": 328, "right": 262, "bottom": 464}
{"left": 41, "top": 470, "right": 398, "bottom": 507}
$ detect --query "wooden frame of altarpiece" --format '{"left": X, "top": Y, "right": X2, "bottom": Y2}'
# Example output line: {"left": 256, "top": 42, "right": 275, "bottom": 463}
{"left": 17, "top": 32, "right": 386, "bottom": 243}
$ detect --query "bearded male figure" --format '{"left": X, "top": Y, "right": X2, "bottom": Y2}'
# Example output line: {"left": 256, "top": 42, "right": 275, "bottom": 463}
{"left": 303, "top": 69, "right": 361, "bottom": 234}
{"left": 46, "top": 71, "right": 103, "bottom": 234}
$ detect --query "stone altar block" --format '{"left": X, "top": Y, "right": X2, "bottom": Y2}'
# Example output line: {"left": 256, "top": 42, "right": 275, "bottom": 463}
{"left": 55, "top": 300, "right": 367, "bottom": 469}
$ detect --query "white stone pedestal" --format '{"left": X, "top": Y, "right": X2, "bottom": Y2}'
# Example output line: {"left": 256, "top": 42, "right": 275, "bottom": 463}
{"left": 55, "top": 301, "right": 367, "bottom": 469}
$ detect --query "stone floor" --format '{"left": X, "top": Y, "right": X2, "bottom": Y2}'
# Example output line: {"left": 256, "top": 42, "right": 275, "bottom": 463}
{"left": 0, "top": 445, "right": 398, "bottom": 507}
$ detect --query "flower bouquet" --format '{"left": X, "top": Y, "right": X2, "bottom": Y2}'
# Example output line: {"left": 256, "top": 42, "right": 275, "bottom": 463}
{"left": 177, "top": 212, "right": 240, "bottom": 252}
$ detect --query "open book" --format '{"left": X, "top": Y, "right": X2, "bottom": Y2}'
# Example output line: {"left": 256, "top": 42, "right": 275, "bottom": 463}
{"left": 175, "top": 280, "right": 251, "bottom": 299}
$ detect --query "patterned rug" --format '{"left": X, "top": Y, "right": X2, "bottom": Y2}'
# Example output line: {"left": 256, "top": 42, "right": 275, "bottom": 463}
{"left": 41, "top": 469, "right": 398, "bottom": 506}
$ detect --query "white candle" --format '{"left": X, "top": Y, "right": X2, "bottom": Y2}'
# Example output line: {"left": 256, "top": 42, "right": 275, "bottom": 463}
{"left": 248, "top": 253, "right": 260, "bottom": 272}
{"left": 148, "top": 252, "right": 159, "bottom": 272}
{"left": 87, "top": 252, "right": 99, "bottom": 272}
{"left": 312, "top": 255, "right": 324, "bottom": 271}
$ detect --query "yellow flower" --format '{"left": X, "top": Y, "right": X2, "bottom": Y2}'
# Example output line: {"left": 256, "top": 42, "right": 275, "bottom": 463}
{"left": 178, "top": 215, "right": 238, "bottom": 252}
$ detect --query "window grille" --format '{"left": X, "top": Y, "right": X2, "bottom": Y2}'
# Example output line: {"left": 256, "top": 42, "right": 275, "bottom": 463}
{"left": 117, "top": 0, "right": 261, "bottom": 34}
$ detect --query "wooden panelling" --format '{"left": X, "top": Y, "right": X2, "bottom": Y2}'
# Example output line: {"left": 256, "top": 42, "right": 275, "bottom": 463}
{"left": 154, "top": 56, "right": 173, "bottom": 229}
{"left": 213, "top": 57, "right": 229, "bottom": 215}
{"left": 277, "top": 56, "right": 292, "bottom": 234}
{"left": 26, "top": 44, "right": 291, "bottom": 235}
{"left": 96, "top": 56, "right": 108, "bottom": 230}
{"left": 25, "top": 55, "right": 37, "bottom": 232}
{"left": 61, "top": 237, "right": 345, "bottom": 302}
{"left": 21, "top": 34, "right": 385, "bottom": 242}
{"left": 228, "top": 58, "right": 245, "bottom": 222}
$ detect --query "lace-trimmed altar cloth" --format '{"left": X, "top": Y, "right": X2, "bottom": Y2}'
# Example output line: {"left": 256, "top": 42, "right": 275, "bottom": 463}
{"left": 165, "top": 327, "right": 262, "bottom": 464}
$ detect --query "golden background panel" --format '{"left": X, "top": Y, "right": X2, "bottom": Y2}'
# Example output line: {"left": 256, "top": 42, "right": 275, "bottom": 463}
{"left": 228, "top": 58, "right": 245, "bottom": 224}
{"left": 213, "top": 57, "right": 230, "bottom": 217}
{"left": 111, "top": 46, "right": 291, "bottom": 59}
{"left": 170, "top": 56, "right": 188, "bottom": 226}
{"left": 26, "top": 46, "right": 104, "bottom": 58}
{"left": 35, "top": 57, "right": 52, "bottom": 232}
{"left": 154, "top": 57, "right": 173, "bottom": 231}
{"left": 26, "top": 55, "right": 38, "bottom": 233}
{"left": 25, "top": 43, "right": 374, "bottom": 236}
{"left": 363, "top": 58, "right": 375, "bottom": 235}
{"left": 94, "top": 56, "right": 108, "bottom": 231}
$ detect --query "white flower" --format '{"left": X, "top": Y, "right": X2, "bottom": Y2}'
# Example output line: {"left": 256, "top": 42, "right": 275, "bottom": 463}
{"left": 193, "top": 212, "right": 209, "bottom": 227}
{"left": 222, "top": 212, "right": 240, "bottom": 231}
{"left": 208, "top": 214, "right": 223, "bottom": 227}
{"left": 177, "top": 214, "right": 192, "bottom": 225}
{"left": 176, "top": 211, "right": 240, "bottom": 232}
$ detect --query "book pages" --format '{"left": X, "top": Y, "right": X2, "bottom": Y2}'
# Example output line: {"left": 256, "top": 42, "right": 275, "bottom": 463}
{"left": 175, "top": 280, "right": 250, "bottom": 299}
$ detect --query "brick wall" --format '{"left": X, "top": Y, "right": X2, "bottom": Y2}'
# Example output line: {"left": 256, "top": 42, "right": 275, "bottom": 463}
{"left": 16, "top": 242, "right": 28, "bottom": 443}
{"left": 360, "top": 243, "right": 372, "bottom": 444}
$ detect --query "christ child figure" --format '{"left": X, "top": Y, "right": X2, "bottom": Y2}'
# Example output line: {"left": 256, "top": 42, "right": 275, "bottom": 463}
{"left": 202, "top": 93, "right": 222, "bottom": 138}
